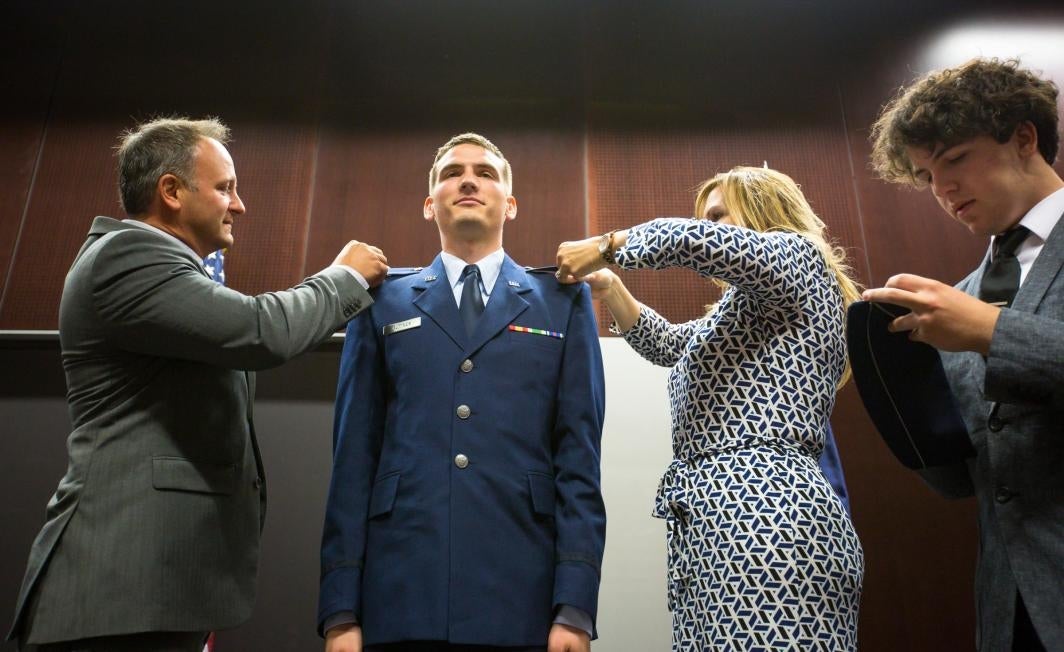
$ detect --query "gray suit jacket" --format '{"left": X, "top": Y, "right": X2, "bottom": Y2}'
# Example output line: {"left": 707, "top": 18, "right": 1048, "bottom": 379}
{"left": 921, "top": 213, "right": 1064, "bottom": 652}
{"left": 8, "top": 217, "right": 371, "bottom": 644}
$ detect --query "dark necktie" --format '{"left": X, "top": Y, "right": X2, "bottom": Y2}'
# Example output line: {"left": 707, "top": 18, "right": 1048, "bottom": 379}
{"left": 459, "top": 264, "right": 485, "bottom": 336}
{"left": 978, "top": 226, "right": 1030, "bottom": 308}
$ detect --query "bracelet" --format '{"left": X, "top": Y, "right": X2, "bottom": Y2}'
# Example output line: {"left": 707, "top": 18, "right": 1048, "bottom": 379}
{"left": 599, "top": 230, "right": 616, "bottom": 265}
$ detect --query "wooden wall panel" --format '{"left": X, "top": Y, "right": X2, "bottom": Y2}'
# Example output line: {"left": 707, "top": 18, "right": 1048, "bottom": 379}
{"left": 305, "top": 129, "right": 443, "bottom": 274}
{"left": 306, "top": 127, "right": 585, "bottom": 274}
{"left": 0, "top": 118, "right": 124, "bottom": 329}
{"left": 0, "top": 9, "right": 66, "bottom": 327}
{"left": 221, "top": 123, "right": 318, "bottom": 296}
{"left": 586, "top": 123, "right": 864, "bottom": 328}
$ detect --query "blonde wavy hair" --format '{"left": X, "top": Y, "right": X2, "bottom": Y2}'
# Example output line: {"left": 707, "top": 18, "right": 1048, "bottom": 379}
{"left": 694, "top": 166, "right": 861, "bottom": 387}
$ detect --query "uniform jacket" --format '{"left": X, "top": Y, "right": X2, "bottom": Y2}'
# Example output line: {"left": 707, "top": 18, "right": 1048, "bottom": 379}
{"left": 922, "top": 212, "right": 1064, "bottom": 652}
{"left": 318, "top": 254, "right": 606, "bottom": 647}
{"left": 9, "top": 216, "right": 370, "bottom": 644}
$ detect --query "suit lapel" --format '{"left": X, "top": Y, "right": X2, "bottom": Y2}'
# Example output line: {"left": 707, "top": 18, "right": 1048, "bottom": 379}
{"left": 412, "top": 256, "right": 467, "bottom": 349}
{"left": 952, "top": 252, "right": 992, "bottom": 392}
{"left": 466, "top": 256, "right": 531, "bottom": 354}
{"left": 1011, "top": 211, "right": 1064, "bottom": 313}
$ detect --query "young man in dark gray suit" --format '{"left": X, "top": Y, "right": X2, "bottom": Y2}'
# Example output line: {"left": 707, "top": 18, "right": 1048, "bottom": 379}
{"left": 866, "top": 59, "right": 1064, "bottom": 652}
{"left": 8, "top": 117, "right": 389, "bottom": 651}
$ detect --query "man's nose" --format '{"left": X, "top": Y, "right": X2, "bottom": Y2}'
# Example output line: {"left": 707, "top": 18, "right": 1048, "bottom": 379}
{"left": 231, "top": 190, "right": 246, "bottom": 214}
{"left": 930, "top": 174, "right": 952, "bottom": 200}
{"left": 459, "top": 172, "right": 479, "bottom": 192}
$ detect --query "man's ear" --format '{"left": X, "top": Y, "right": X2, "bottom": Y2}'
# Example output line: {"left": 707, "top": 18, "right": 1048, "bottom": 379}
{"left": 423, "top": 196, "right": 436, "bottom": 222}
{"left": 1014, "top": 121, "right": 1039, "bottom": 158}
{"left": 159, "top": 174, "right": 182, "bottom": 211}
{"left": 504, "top": 196, "right": 517, "bottom": 221}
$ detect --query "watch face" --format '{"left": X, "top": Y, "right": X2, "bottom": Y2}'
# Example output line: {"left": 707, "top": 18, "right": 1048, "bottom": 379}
{"left": 598, "top": 235, "right": 609, "bottom": 252}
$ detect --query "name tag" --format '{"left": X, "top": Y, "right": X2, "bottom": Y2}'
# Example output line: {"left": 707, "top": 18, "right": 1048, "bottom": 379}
{"left": 383, "top": 317, "right": 421, "bottom": 336}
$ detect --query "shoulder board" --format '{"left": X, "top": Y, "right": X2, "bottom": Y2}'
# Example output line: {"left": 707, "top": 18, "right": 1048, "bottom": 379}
{"left": 524, "top": 265, "right": 559, "bottom": 274}
{"left": 386, "top": 267, "right": 423, "bottom": 277}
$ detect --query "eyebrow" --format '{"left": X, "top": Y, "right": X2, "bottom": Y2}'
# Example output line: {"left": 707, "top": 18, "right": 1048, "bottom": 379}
{"left": 910, "top": 144, "right": 947, "bottom": 179}
{"left": 438, "top": 162, "right": 499, "bottom": 176}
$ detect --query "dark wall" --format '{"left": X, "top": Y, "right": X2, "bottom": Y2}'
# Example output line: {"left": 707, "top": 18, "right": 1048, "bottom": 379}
{"left": 3, "top": 1, "right": 1064, "bottom": 649}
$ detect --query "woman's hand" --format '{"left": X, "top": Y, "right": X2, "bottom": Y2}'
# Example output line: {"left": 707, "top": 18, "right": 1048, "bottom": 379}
{"left": 556, "top": 236, "right": 609, "bottom": 281}
{"left": 580, "top": 269, "right": 618, "bottom": 300}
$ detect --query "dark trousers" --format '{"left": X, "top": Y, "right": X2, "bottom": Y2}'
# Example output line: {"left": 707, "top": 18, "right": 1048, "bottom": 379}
{"left": 366, "top": 644, "right": 546, "bottom": 652}
{"left": 1014, "top": 592, "right": 1045, "bottom": 652}
{"left": 24, "top": 631, "right": 207, "bottom": 652}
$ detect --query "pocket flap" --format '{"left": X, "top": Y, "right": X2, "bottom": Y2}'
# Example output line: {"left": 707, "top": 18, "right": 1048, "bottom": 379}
{"left": 152, "top": 456, "right": 236, "bottom": 495}
{"left": 369, "top": 473, "right": 400, "bottom": 518}
{"left": 527, "top": 472, "right": 556, "bottom": 517}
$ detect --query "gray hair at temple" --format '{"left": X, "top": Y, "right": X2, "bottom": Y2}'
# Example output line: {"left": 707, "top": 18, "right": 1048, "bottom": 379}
{"left": 116, "top": 117, "right": 231, "bottom": 216}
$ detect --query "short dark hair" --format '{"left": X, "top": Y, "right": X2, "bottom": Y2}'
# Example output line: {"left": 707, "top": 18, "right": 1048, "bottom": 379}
{"left": 116, "top": 117, "right": 230, "bottom": 216}
{"left": 429, "top": 132, "right": 511, "bottom": 193}
{"left": 870, "top": 58, "right": 1060, "bottom": 186}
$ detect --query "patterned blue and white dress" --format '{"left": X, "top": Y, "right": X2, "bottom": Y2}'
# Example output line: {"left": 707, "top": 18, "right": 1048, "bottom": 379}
{"left": 614, "top": 218, "right": 864, "bottom": 651}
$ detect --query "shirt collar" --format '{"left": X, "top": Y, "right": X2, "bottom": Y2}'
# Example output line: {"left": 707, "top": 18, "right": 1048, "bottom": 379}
{"left": 1015, "top": 185, "right": 1064, "bottom": 245}
{"left": 440, "top": 248, "right": 505, "bottom": 295}
{"left": 121, "top": 218, "right": 202, "bottom": 261}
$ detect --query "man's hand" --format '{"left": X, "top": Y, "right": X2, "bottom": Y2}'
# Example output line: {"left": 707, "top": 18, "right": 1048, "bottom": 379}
{"left": 547, "top": 623, "right": 591, "bottom": 652}
{"left": 324, "top": 623, "right": 362, "bottom": 652}
{"left": 334, "top": 240, "right": 389, "bottom": 288}
{"left": 862, "top": 273, "right": 1000, "bottom": 354}
{"left": 556, "top": 236, "right": 609, "bottom": 281}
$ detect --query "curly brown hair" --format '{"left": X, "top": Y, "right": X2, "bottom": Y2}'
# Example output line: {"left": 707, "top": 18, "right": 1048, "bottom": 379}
{"left": 870, "top": 58, "right": 1060, "bottom": 186}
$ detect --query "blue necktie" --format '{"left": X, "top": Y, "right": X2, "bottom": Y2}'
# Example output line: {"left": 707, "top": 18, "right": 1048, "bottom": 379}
{"left": 459, "top": 264, "right": 484, "bottom": 336}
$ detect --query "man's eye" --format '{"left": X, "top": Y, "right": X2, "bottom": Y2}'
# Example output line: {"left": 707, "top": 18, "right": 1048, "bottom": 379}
{"left": 947, "top": 153, "right": 966, "bottom": 164}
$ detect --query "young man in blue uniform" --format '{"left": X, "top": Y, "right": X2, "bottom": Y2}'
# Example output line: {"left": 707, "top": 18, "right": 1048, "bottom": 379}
{"left": 319, "top": 133, "right": 607, "bottom": 652}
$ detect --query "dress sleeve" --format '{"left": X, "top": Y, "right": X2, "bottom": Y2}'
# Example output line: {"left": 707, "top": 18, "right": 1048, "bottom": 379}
{"left": 615, "top": 218, "right": 828, "bottom": 310}
{"left": 619, "top": 304, "right": 702, "bottom": 368}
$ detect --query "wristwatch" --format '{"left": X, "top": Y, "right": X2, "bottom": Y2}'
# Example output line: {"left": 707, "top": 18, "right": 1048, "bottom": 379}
{"left": 598, "top": 230, "right": 616, "bottom": 264}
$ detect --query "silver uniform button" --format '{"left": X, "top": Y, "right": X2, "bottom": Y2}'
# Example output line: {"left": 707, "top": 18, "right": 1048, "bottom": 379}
{"left": 454, "top": 454, "right": 469, "bottom": 469}
{"left": 456, "top": 404, "right": 471, "bottom": 419}
{"left": 460, "top": 359, "right": 474, "bottom": 373}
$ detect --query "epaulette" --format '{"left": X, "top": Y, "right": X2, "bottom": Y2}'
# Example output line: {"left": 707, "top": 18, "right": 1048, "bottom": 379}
{"left": 386, "top": 267, "right": 423, "bottom": 277}
{"left": 524, "top": 265, "right": 559, "bottom": 274}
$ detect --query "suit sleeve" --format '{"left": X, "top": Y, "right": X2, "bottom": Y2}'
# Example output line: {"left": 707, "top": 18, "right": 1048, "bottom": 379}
{"left": 90, "top": 229, "right": 372, "bottom": 370}
{"left": 984, "top": 308, "right": 1064, "bottom": 408}
{"left": 550, "top": 284, "right": 607, "bottom": 630}
{"left": 318, "top": 309, "right": 385, "bottom": 634}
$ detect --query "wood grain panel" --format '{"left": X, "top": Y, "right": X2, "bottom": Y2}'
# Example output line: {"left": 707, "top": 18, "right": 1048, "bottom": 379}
{"left": 0, "top": 8, "right": 65, "bottom": 325}
{"left": 586, "top": 123, "right": 865, "bottom": 330}
{"left": 831, "top": 384, "right": 978, "bottom": 650}
{"left": 0, "top": 119, "right": 125, "bottom": 329}
{"left": 221, "top": 123, "right": 318, "bottom": 296}
{"left": 306, "top": 126, "right": 584, "bottom": 274}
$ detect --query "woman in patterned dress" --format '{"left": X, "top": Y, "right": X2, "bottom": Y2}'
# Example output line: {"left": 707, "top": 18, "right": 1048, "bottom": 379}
{"left": 556, "top": 166, "right": 864, "bottom": 651}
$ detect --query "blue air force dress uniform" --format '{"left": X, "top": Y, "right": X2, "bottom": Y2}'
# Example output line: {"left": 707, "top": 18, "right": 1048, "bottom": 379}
{"left": 319, "top": 252, "right": 606, "bottom": 647}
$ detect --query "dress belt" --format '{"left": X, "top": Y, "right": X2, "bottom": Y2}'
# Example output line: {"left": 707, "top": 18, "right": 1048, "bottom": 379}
{"left": 652, "top": 434, "right": 814, "bottom": 611}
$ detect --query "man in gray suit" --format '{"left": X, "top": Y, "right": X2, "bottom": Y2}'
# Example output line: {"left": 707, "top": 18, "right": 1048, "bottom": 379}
{"left": 865, "top": 59, "right": 1063, "bottom": 651}
{"left": 7, "top": 117, "right": 389, "bottom": 651}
